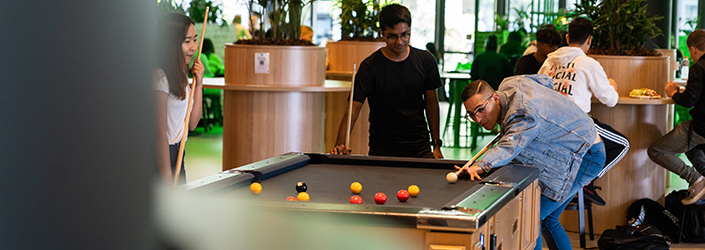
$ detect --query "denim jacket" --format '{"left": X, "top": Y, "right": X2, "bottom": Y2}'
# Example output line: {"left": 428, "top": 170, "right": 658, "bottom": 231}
{"left": 475, "top": 75, "right": 597, "bottom": 202}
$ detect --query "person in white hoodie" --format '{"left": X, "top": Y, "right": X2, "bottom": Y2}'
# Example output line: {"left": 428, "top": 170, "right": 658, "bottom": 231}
{"left": 537, "top": 17, "right": 630, "bottom": 250}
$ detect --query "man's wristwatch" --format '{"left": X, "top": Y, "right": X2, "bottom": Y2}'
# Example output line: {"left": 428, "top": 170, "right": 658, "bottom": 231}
{"left": 431, "top": 139, "right": 443, "bottom": 147}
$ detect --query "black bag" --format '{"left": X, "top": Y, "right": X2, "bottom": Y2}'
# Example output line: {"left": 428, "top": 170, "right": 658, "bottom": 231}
{"left": 597, "top": 224, "right": 671, "bottom": 250}
{"left": 665, "top": 190, "right": 705, "bottom": 242}
{"left": 626, "top": 198, "right": 680, "bottom": 241}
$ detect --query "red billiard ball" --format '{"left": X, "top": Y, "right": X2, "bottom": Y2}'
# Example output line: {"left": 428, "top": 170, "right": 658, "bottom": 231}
{"left": 350, "top": 195, "right": 363, "bottom": 204}
{"left": 374, "top": 192, "right": 387, "bottom": 205}
{"left": 286, "top": 196, "right": 297, "bottom": 201}
{"left": 397, "top": 190, "right": 409, "bottom": 202}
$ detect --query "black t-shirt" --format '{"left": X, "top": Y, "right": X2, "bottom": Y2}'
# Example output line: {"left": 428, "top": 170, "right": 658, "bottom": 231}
{"left": 514, "top": 53, "right": 541, "bottom": 75}
{"left": 353, "top": 47, "right": 442, "bottom": 149}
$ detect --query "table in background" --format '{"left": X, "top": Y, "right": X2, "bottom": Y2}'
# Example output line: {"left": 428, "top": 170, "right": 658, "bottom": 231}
{"left": 440, "top": 72, "right": 496, "bottom": 150}
{"left": 180, "top": 153, "right": 540, "bottom": 250}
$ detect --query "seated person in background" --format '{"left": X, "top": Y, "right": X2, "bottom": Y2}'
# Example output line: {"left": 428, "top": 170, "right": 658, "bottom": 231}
{"left": 202, "top": 38, "right": 224, "bottom": 77}
{"left": 330, "top": 4, "right": 443, "bottom": 159}
{"left": 300, "top": 25, "right": 313, "bottom": 41}
{"left": 514, "top": 25, "right": 561, "bottom": 75}
{"left": 470, "top": 35, "right": 513, "bottom": 90}
{"left": 459, "top": 76, "right": 605, "bottom": 250}
{"left": 539, "top": 17, "right": 629, "bottom": 207}
{"left": 649, "top": 29, "right": 705, "bottom": 205}
{"left": 233, "top": 15, "right": 252, "bottom": 40}
{"left": 499, "top": 31, "right": 527, "bottom": 68}
{"left": 425, "top": 42, "right": 441, "bottom": 63}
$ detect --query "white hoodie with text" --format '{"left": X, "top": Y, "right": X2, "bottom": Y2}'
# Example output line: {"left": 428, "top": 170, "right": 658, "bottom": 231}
{"left": 538, "top": 47, "right": 618, "bottom": 113}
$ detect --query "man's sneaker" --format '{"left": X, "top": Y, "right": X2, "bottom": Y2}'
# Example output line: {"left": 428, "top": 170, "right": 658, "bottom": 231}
{"left": 582, "top": 181, "right": 606, "bottom": 206}
{"left": 682, "top": 176, "right": 705, "bottom": 205}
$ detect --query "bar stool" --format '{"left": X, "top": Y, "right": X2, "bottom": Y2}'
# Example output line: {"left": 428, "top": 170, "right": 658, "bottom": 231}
{"left": 564, "top": 189, "right": 595, "bottom": 249}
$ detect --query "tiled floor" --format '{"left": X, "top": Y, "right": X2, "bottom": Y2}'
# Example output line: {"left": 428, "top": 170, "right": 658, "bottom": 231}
{"left": 183, "top": 101, "right": 704, "bottom": 250}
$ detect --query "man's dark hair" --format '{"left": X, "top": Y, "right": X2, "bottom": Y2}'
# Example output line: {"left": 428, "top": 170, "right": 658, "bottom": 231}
{"left": 485, "top": 35, "right": 498, "bottom": 52}
{"left": 379, "top": 4, "right": 411, "bottom": 31}
{"left": 461, "top": 80, "right": 494, "bottom": 102}
{"left": 536, "top": 24, "right": 561, "bottom": 46}
{"left": 568, "top": 17, "right": 593, "bottom": 45}
{"left": 687, "top": 29, "right": 705, "bottom": 51}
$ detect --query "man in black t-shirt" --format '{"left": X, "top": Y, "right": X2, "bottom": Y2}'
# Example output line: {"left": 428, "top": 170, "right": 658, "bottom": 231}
{"left": 514, "top": 24, "right": 561, "bottom": 75}
{"left": 330, "top": 4, "right": 443, "bottom": 158}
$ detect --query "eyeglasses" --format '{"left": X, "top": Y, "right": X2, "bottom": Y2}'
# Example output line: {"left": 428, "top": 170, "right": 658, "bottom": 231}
{"left": 385, "top": 32, "right": 410, "bottom": 41}
{"left": 465, "top": 95, "right": 492, "bottom": 121}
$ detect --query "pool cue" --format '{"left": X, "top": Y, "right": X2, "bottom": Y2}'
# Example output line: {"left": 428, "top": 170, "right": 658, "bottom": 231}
{"left": 344, "top": 63, "right": 357, "bottom": 153}
{"left": 174, "top": 7, "right": 209, "bottom": 185}
{"left": 454, "top": 133, "right": 501, "bottom": 175}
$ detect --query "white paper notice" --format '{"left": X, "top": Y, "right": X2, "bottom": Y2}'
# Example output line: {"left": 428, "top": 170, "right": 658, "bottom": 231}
{"left": 255, "top": 52, "right": 270, "bottom": 74}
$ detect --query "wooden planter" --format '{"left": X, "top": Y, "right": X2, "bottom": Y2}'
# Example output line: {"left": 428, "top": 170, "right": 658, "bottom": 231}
{"left": 326, "top": 41, "right": 385, "bottom": 80}
{"left": 221, "top": 44, "right": 327, "bottom": 168}
{"left": 224, "top": 44, "right": 326, "bottom": 86}
{"left": 559, "top": 55, "right": 672, "bottom": 234}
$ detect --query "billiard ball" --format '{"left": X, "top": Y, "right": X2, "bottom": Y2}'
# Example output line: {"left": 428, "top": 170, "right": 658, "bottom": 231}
{"left": 446, "top": 172, "right": 458, "bottom": 183}
{"left": 286, "top": 196, "right": 297, "bottom": 201}
{"left": 350, "top": 182, "right": 363, "bottom": 194}
{"left": 296, "top": 182, "right": 308, "bottom": 193}
{"left": 297, "top": 192, "right": 310, "bottom": 201}
{"left": 374, "top": 192, "right": 387, "bottom": 205}
{"left": 397, "top": 190, "right": 409, "bottom": 202}
{"left": 350, "top": 195, "right": 363, "bottom": 204}
{"left": 408, "top": 185, "right": 420, "bottom": 197}
{"left": 250, "top": 182, "right": 262, "bottom": 195}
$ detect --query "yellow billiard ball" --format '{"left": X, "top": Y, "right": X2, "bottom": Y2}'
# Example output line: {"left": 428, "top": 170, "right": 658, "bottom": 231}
{"left": 250, "top": 182, "right": 262, "bottom": 195}
{"left": 408, "top": 185, "right": 420, "bottom": 197}
{"left": 350, "top": 182, "right": 362, "bottom": 194}
{"left": 297, "top": 192, "right": 310, "bottom": 201}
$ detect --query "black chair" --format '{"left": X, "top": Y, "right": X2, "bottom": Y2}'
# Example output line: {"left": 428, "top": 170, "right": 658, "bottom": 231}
{"left": 564, "top": 189, "right": 595, "bottom": 249}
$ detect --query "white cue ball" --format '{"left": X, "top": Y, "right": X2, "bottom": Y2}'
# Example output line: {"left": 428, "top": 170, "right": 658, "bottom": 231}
{"left": 446, "top": 172, "right": 458, "bottom": 183}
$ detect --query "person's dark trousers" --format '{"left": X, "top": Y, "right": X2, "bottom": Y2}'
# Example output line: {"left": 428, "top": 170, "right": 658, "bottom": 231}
{"left": 169, "top": 143, "right": 187, "bottom": 185}
{"left": 686, "top": 144, "right": 705, "bottom": 177}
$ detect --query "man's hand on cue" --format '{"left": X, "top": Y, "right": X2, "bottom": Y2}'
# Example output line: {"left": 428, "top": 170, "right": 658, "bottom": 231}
{"left": 330, "top": 144, "right": 352, "bottom": 155}
{"left": 454, "top": 165, "right": 484, "bottom": 180}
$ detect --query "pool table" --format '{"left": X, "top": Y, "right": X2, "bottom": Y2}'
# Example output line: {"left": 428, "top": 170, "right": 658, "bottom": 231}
{"left": 180, "top": 153, "right": 540, "bottom": 250}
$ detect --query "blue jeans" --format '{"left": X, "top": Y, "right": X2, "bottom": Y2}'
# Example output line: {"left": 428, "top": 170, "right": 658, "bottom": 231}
{"left": 535, "top": 141, "right": 606, "bottom": 250}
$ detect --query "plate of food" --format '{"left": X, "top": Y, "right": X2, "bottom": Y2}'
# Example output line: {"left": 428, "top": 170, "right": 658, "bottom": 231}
{"left": 629, "top": 88, "right": 662, "bottom": 99}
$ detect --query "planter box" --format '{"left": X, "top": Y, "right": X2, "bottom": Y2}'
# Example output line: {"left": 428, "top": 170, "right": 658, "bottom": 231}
{"left": 326, "top": 41, "right": 385, "bottom": 77}
{"left": 224, "top": 44, "right": 326, "bottom": 86}
{"left": 589, "top": 55, "right": 669, "bottom": 96}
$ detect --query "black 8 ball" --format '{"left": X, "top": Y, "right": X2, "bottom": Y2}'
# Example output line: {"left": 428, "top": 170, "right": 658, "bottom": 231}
{"left": 296, "top": 182, "right": 308, "bottom": 193}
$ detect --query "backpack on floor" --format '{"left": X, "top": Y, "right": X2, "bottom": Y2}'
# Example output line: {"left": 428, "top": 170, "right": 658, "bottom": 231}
{"left": 626, "top": 198, "right": 680, "bottom": 241}
{"left": 597, "top": 224, "right": 671, "bottom": 250}
{"left": 665, "top": 189, "right": 705, "bottom": 242}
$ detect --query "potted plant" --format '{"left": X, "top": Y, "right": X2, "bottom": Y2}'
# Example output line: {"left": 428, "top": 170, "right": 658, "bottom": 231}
{"left": 221, "top": 0, "right": 331, "bottom": 168}
{"left": 326, "top": 0, "right": 388, "bottom": 79}
{"left": 224, "top": 0, "right": 325, "bottom": 86}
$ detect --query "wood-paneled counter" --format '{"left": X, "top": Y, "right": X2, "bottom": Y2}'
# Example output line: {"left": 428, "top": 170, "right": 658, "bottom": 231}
{"left": 560, "top": 96, "right": 674, "bottom": 233}
{"left": 203, "top": 78, "right": 370, "bottom": 170}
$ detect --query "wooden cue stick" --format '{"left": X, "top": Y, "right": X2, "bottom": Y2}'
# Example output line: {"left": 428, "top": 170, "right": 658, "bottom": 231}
{"left": 174, "top": 7, "right": 209, "bottom": 185}
{"left": 344, "top": 63, "right": 357, "bottom": 153}
{"left": 455, "top": 134, "right": 501, "bottom": 175}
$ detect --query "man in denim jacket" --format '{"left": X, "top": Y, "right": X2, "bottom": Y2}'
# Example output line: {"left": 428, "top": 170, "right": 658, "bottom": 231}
{"left": 459, "top": 75, "right": 606, "bottom": 250}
